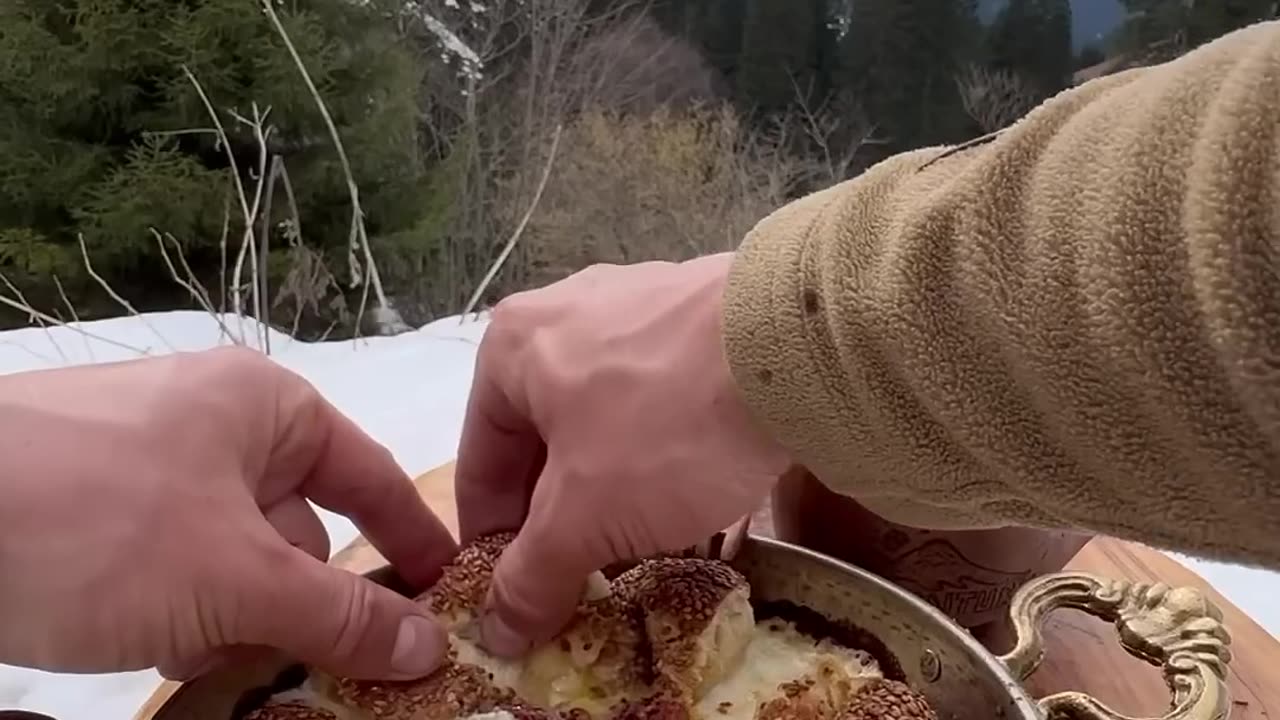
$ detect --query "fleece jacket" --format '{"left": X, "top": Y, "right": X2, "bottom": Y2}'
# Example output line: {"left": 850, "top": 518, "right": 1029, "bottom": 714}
{"left": 722, "top": 20, "right": 1280, "bottom": 568}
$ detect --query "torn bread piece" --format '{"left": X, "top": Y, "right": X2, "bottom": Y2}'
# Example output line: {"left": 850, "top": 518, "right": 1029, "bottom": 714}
{"left": 242, "top": 700, "right": 341, "bottom": 720}
{"left": 272, "top": 534, "right": 934, "bottom": 720}
{"left": 423, "top": 532, "right": 516, "bottom": 629}
{"left": 311, "top": 656, "right": 520, "bottom": 720}
{"left": 612, "top": 558, "right": 754, "bottom": 705}
{"left": 310, "top": 533, "right": 648, "bottom": 719}
{"left": 689, "top": 616, "right": 882, "bottom": 720}
{"left": 424, "top": 531, "right": 647, "bottom": 715}
{"left": 838, "top": 680, "right": 937, "bottom": 720}
{"left": 516, "top": 587, "right": 648, "bottom": 715}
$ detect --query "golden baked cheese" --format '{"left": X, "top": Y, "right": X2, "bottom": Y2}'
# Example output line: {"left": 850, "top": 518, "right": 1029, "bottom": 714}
{"left": 243, "top": 534, "right": 937, "bottom": 720}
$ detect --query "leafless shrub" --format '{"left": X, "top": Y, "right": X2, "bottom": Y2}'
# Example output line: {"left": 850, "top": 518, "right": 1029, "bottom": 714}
{"left": 503, "top": 104, "right": 814, "bottom": 290}
{"left": 571, "top": 13, "right": 727, "bottom": 114}
{"left": 955, "top": 63, "right": 1041, "bottom": 134}
{"left": 392, "top": 1, "right": 764, "bottom": 317}
{"left": 776, "top": 76, "right": 885, "bottom": 184}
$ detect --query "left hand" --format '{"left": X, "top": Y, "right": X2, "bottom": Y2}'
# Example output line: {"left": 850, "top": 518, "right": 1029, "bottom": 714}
{"left": 0, "top": 347, "right": 458, "bottom": 681}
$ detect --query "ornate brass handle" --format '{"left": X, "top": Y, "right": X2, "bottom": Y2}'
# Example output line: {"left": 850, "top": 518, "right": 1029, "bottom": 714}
{"left": 996, "top": 572, "right": 1234, "bottom": 720}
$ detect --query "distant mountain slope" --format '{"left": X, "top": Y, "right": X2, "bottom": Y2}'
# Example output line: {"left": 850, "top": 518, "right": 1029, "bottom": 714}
{"left": 978, "top": 0, "right": 1126, "bottom": 51}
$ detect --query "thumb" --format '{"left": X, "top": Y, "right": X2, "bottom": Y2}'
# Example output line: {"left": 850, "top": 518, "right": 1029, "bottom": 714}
{"left": 480, "top": 509, "right": 603, "bottom": 658}
{"left": 239, "top": 547, "right": 449, "bottom": 681}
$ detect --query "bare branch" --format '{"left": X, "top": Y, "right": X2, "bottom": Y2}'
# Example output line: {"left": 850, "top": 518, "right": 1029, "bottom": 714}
{"left": 260, "top": 0, "right": 406, "bottom": 336}
{"left": 77, "top": 234, "right": 177, "bottom": 352}
{"left": 955, "top": 64, "right": 1040, "bottom": 134}
{"left": 218, "top": 190, "right": 230, "bottom": 317}
{"left": 51, "top": 275, "right": 94, "bottom": 361}
{"left": 259, "top": 155, "right": 283, "bottom": 356}
{"left": 0, "top": 279, "right": 150, "bottom": 356}
{"left": 462, "top": 123, "right": 564, "bottom": 318}
{"left": 151, "top": 229, "right": 240, "bottom": 346}
{"left": 226, "top": 103, "right": 273, "bottom": 350}
{"left": 0, "top": 274, "right": 67, "bottom": 363}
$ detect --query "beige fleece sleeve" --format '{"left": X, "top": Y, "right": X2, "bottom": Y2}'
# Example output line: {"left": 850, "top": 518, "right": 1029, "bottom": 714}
{"left": 721, "top": 20, "right": 1280, "bottom": 568}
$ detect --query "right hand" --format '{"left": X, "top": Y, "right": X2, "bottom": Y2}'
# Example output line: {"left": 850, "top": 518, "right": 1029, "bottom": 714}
{"left": 455, "top": 254, "right": 791, "bottom": 657}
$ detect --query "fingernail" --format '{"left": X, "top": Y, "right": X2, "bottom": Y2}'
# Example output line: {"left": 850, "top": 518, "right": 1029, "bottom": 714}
{"left": 481, "top": 610, "right": 531, "bottom": 658}
{"left": 391, "top": 615, "right": 444, "bottom": 678}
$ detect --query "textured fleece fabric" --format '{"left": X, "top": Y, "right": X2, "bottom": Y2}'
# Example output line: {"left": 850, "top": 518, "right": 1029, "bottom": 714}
{"left": 721, "top": 21, "right": 1280, "bottom": 568}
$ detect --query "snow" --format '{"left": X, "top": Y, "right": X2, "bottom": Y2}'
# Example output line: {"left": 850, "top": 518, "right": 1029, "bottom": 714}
{"left": 0, "top": 310, "right": 1275, "bottom": 719}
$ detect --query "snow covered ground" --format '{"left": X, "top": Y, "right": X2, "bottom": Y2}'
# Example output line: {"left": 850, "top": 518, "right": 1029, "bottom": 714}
{"left": 0, "top": 310, "right": 1275, "bottom": 720}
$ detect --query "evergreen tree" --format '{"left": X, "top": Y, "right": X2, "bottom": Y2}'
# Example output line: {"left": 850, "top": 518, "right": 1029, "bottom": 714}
{"left": 698, "top": 0, "right": 749, "bottom": 80}
{"left": 1187, "top": 0, "right": 1276, "bottom": 47}
{"left": 1113, "top": 0, "right": 1188, "bottom": 55}
{"left": 838, "top": 0, "right": 983, "bottom": 153}
{"left": 1113, "top": 0, "right": 1274, "bottom": 62}
{"left": 986, "top": 0, "right": 1074, "bottom": 98}
{"left": 1075, "top": 44, "right": 1106, "bottom": 70}
{"left": 737, "top": 0, "right": 825, "bottom": 112}
{"left": 0, "top": 0, "right": 438, "bottom": 329}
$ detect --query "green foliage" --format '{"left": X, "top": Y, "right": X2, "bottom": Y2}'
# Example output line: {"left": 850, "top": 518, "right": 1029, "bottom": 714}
{"left": 1113, "top": 0, "right": 1193, "bottom": 54}
{"left": 1075, "top": 43, "right": 1106, "bottom": 70}
{"left": 697, "top": 0, "right": 750, "bottom": 79}
{"left": 0, "top": 0, "right": 433, "bottom": 331}
{"left": 737, "top": 0, "right": 824, "bottom": 111}
{"left": 1186, "top": 0, "right": 1276, "bottom": 47}
{"left": 74, "top": 135, "right": 230, "bottom": 269}
{"left": 1111, "top": 0, "right": 1275, "bottom": 62}
{"left": 986, "top": 0, "right": 1073, "bottom": 97}
{"left": 839, "top": 0, "right": 983, "bottom": 153}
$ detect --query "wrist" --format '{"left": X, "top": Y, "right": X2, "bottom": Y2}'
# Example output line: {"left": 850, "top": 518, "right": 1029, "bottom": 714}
{"left": 688, "top": 253, "right": 792, "bottom": 468}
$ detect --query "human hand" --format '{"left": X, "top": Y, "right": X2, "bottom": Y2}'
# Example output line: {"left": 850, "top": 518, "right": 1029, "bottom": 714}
{"left": 455, "top": 253, "right": 791, "bottom": 657}
{"left": 0, "top": 348, "right": 458, "bottom": 681}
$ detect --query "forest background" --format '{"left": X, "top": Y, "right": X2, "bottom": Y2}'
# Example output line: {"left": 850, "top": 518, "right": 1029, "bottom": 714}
{"left": 1, "top": 0, "right": 1274, "bottom": 340}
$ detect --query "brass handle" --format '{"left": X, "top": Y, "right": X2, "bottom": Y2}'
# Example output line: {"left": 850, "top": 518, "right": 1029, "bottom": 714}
{"left": 996, "top": 572, "right": 1234, "bottom": 720}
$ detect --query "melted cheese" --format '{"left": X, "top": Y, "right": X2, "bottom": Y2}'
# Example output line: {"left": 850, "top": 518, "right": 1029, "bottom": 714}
{"left": 691, "top": 619, "right": 882, "bottom": 720}
{"left": 446, "top": 615, "right": 882, "bottom": 720}
{"left": 461, "top": 712, "right": 518, "bottom": 720}
{"left": 451, "top": 632, "right": 622, "bottom": 717}
{"left": 453, "top": 634, "right": 525, "bottom": 691}
{"left": 271, "top": 616, "right": 883, "bottom": 720}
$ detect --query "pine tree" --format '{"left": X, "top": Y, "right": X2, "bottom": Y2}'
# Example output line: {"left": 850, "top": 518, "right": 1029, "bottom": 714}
{"left": 1187, "top": 0, "right": 1276, "bottom": 47}
{"left": 698, "top": 0, "right": 750, "bottom": 80}
{"left": 737, "top": 0, "right": 825, "bottom": 112}
{"left": 986, "top": 0, "right": 1074, "bottom": 97}
{"left": 838, "top": 0, "right": 983, "bottom": 153}
{"left": 1112, "top": 0, "right": 1194, "bottom": 59}
{"left": 0, "top": 0, "right": 438, "bottom": 330}
{"left": 1113, "top": 0, "right": 1274, "bottom": 63}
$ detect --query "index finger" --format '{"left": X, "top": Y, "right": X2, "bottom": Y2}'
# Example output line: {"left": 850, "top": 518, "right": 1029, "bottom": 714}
{"left": 273, "top": 372, "right": 459, "bottom": 589}
{"left": 455, "top": 322, "right": 546, "bottom": 545}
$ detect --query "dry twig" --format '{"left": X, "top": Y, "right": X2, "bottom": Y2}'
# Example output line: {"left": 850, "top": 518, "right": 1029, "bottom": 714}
{"left": 955, "top": 64, "right": 1039, "bottom": 134}
{"left": 260, "top": 0, "right": 407, "bottom": 338}
{"left": 52, "top": 275, "right": 94, "bottom": 361}
{"left": 0, "top": 274, "right": 67, "bottom": 363}
{"left": 77, "top": 234, "right": 176, "bottom": 352}
{"left": 462, "top": 123, "right": 564, "bottom": 318}
{"left": 183, "top": 65, "right": 257, "bottom": 343}
{"left": 150, "top": 229, "right": 240, "bottom": 345}
{"left": 0, "top": 284, "right": 150, "bottom": 356}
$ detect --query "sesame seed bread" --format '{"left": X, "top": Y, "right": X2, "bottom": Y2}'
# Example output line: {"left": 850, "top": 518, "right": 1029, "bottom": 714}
{"left": 243, "top": 534, "right": 937, "bottom": 720}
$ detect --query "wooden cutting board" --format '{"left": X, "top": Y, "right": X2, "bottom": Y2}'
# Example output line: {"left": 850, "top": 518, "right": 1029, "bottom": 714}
{"left": 136, "top": 461, "right": 1279, "bottom": 720}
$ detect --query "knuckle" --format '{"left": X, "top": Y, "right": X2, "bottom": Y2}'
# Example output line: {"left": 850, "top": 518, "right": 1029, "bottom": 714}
{"left": 328, "top": 577, "right": 378, "bottom": 660}
{"left": 488, "top": 293, "right": 529, "bottom": 329}
{"left": 481, "top": 299, "right": 534, "bottom": 364}
{"left": 181, "top": 345, "right": 278, "bottom": 391}
{"left": 205, "top": 344, "right": 271, "bottom": 372}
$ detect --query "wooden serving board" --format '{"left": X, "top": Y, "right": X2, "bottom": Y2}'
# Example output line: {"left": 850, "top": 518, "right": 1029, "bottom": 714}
{"left": 136, "top": 462, "right": 1279, "bottom": 720}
